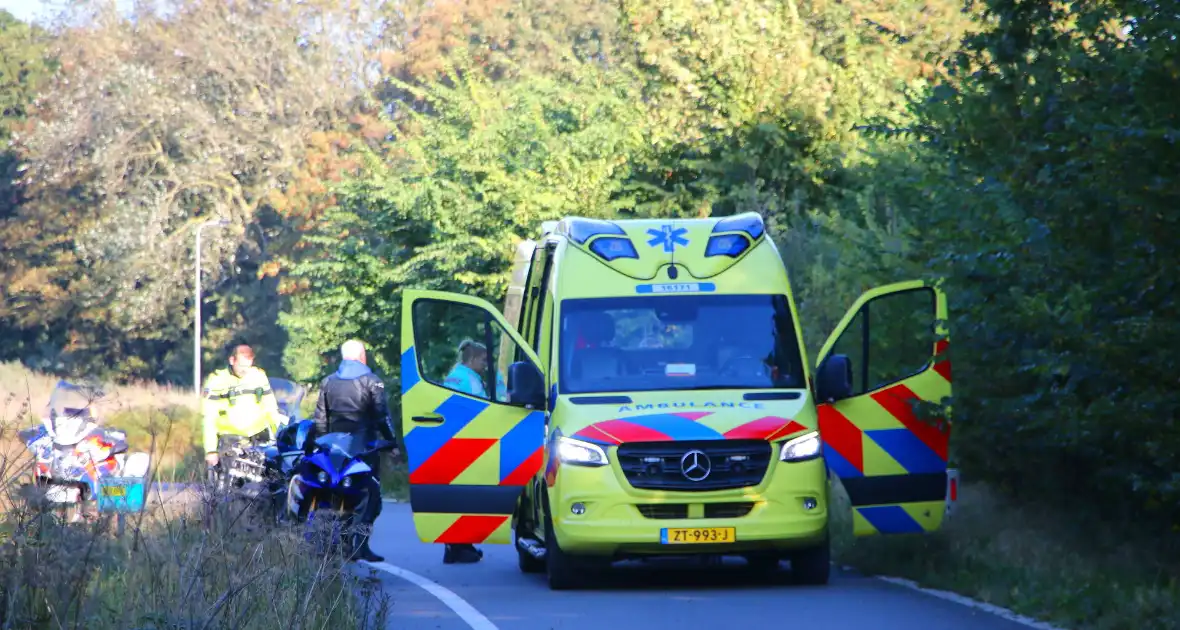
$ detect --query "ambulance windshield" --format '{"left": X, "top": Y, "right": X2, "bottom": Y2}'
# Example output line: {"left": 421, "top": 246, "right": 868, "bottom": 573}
{"left": 557, "top": 294, "right": 806, "bottom": 394}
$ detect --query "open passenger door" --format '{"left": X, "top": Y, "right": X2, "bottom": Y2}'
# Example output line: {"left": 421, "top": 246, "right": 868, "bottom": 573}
{"left": 814, "top": 280, "right": 953, "bottom": 536}
{"left": 399, "top": 290, "right": 548, "bottom": 545}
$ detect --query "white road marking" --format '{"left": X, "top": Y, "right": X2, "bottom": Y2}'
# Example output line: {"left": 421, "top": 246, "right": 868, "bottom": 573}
{"left": 874, "top": 575, "right": 1068, "bottom": 630}
{"left": 362, "top": 560, "right": 499, "bottom": 630}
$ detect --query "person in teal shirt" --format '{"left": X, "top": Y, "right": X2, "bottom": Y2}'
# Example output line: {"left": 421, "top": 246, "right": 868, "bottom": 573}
{"left": 444, "top": 339, "right": 507, "bottom": 402}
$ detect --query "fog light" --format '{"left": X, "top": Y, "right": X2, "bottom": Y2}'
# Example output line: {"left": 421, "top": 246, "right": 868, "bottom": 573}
{"left": 570, "top": 502, "right": 586, "bottom": 515}
{"left": 803, "top": 497, "right": 818, "bottom": 510}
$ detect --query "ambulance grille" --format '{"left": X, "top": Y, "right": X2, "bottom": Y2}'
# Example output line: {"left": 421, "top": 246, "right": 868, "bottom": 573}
{"left": 704, "top": 502, "right": 756, "bottom": 518}
{"left": 636, "top": 504, "right": 688, "bottom": 519}
{"left": 616, "top": 440, "right": 771, "bottom": 491}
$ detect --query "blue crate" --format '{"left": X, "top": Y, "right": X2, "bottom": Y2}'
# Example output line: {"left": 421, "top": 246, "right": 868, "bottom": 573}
{"left": 96, "top": 476, "right": 147, "bottom": 513}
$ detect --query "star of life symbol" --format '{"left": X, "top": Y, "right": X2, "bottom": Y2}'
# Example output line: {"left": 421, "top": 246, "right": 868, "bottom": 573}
{"left": 646, "top": 224, "right": 689, "bottom": 253}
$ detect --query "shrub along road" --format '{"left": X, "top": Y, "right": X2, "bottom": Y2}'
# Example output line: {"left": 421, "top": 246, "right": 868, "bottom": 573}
{"left": 357, "top": 502, "right": 1043, "bottom": 630}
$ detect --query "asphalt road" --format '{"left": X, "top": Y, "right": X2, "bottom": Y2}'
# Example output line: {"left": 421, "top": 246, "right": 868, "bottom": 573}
{"left": 359, "top": 502, "right": 1042, "bottom": 630}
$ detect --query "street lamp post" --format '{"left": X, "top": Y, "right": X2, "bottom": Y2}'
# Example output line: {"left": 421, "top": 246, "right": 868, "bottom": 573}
{"left": 194, "top": 219, "right": 229, "bottom": 397}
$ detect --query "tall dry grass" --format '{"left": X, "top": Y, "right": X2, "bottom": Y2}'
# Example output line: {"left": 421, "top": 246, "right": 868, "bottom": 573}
{"left": 0, "top": 361, "right": 195, "bottom": 414}
{"left": 0, "top": 374, "right": 392, "bottom": 630}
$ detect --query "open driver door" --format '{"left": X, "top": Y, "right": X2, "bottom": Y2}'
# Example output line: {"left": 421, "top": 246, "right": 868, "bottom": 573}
{"left": 399, "top": 290, "right": 548, "bottom": 545}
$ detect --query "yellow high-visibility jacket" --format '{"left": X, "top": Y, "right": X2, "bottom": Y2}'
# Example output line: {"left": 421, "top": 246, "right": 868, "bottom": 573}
{"left": 201, "top": 365, "right": 281, "bottom": 454}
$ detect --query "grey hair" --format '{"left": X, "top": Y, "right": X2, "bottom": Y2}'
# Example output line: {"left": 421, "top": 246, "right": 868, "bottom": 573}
{"left": 341, "top": 339, "right": 366, "bottom": 360}
{"left": 458, "top": 339, "right": 487, "bottom": 362}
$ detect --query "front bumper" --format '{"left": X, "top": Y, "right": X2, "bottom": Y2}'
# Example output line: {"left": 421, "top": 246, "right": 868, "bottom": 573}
{"left": 548, "top": 453, "right": 829, "bottom": 557}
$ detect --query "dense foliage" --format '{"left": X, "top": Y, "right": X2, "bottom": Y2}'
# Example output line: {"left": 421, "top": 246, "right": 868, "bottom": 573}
{"left": 0, "top": 0, "right": 1176, "bottom": 535}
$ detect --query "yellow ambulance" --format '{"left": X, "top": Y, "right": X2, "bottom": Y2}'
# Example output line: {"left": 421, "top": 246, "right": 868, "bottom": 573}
{"left": 399, "top": 213, "right": 955, "bottom": 590}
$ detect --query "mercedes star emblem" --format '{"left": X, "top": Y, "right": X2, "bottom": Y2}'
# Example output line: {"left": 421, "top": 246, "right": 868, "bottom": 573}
{"left": 679, "top": 449, "right": 712, "bottom": 482}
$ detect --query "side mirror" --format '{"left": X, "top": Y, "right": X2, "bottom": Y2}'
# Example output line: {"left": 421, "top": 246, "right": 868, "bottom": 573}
{"left": 815, "top": 354, "right": 854, "bottom": 402}
{"left": 507, "top": 361, "right": 546, "bottom": 409}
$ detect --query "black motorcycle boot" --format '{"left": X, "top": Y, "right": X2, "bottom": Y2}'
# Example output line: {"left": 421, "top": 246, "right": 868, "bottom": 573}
{"left": 352, "top": 534, "right": 385, "bottom": 563}
{"left": 443, "top": 543, "right": 483, "bottom": 564}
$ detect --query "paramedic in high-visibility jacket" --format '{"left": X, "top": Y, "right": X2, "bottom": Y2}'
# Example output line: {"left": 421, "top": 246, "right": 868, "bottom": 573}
{"left": 202, "top": 344, "right": 281, "bottom": 469}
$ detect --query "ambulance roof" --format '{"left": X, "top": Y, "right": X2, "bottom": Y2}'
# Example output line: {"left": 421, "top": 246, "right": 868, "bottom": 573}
{"left": 549, "top": 213, "right": 768, "bottom": 282}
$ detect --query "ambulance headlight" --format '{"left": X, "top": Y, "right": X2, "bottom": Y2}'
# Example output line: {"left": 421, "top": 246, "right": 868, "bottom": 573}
{"left": 780, "top": 431, "right": 821, "bottom": 462}
{"left": 556, "top": 436, "right": 609, "bottom": 467}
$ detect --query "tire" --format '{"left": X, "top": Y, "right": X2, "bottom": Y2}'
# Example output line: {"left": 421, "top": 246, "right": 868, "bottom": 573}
{"left": 542, "top": 495, "right": 585, "bottom": 590}
{"left": 790, "top": 537, "right": 831, "bottom": 586}
{"left": 515, "top": 510, "right": 545, "bottom": 574}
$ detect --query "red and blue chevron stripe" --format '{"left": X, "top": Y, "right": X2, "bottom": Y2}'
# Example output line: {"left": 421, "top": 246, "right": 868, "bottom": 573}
{"left": 571, "top": 411, "right": 807, "bottom": 445}
{"left": 401, "top": 347, "right": 545, "bottom": 487}
{"left": 818, "top": 382, "right": 951, "bottom": 480}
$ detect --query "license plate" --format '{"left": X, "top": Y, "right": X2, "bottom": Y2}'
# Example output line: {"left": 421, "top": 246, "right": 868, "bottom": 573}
{"left": 102, "top": 486, "right": 127, "bottom": 498}
{"left": 660, "top": 527, "right": 736, "bottom": 544}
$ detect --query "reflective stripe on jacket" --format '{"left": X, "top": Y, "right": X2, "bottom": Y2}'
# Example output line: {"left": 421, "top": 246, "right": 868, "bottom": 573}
{"left": 201, "top": 366, "right": 280, "bottom": 453}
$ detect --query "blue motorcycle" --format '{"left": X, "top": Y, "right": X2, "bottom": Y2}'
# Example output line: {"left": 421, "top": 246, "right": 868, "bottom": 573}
{"left": 252, "top": 378, "right": 311, "bottom": 521}
{"left": 285, "top": 431, "right": 396, "bottom": 556}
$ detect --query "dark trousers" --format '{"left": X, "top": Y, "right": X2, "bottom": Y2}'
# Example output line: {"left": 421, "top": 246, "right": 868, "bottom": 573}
{"left": 356, "top": 446, "right": 383, "bottom": 526}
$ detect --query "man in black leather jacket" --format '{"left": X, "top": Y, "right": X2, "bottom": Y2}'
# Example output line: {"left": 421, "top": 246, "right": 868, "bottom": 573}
{"left": 314, "top": 339, "right": 397, "bottom": 562}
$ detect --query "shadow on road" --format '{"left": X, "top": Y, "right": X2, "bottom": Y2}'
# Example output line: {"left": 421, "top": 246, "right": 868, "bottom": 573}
{"left": 520, "top": 557, "right": 818, "bottom": 592}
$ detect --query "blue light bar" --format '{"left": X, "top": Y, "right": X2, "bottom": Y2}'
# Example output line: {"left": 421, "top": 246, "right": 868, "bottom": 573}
{"left": 589, "top": 236, "right": 639, "bottom": 261}
{"left": 704, "top": 234, "right": 750, "bottom": 258}
{"left": 566, "top": 218, "right": 626, "bottom": 244}
{"left": 712, "top": 213, "right": 765, "bottom": 240}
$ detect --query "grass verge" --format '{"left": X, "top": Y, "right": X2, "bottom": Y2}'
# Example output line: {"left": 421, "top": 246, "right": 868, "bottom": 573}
{"left": 829, "top": 480, "right": 1180, "bottom": 630}
{"left": 1, "top": 385, "right": 392, "bottom": 630}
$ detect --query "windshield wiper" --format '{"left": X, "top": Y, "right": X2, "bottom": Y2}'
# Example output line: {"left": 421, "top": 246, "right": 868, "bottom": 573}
{"left": 676, "top": 385, "right": 760, "bottom": 391}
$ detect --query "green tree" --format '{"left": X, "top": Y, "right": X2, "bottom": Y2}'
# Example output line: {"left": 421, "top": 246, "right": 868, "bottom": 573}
{"left": 899, "top": 0, "right": 1180, "bottom": 522}
{"left": 0, "top": 0, "right": 384, "bottom": 383}
{"left": 282, "top": 54, "right": 669, "bottom": 381}
{"left": 0, "top": 10, "right": 54, "bottom": 213}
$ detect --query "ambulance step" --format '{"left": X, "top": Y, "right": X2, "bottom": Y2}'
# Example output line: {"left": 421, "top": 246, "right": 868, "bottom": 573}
{"left": 517, "top": 536, "right": 547, "bottom": 560}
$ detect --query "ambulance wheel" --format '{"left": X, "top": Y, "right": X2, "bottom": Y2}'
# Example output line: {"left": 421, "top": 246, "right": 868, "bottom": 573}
{"left": 542, "top": 496, "right": 584, "bottom": 590}
{"left": 790, "top": 537, "right": 831, "bottom": 586}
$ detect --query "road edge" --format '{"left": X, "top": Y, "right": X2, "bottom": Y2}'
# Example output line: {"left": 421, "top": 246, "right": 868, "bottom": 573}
{"left": 840, "top": 565, "right": 1069, "bottom": 630}
{"left": 383, "top": 500, "right": 1068, "bottom": 630}
{"left": 361, "top": 560, "right": 499, "bottom": 630}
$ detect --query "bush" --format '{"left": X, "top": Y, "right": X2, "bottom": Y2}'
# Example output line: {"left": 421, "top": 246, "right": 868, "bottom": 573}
{"left": 830, "top": 480, "right": 1180, "bottom": 630}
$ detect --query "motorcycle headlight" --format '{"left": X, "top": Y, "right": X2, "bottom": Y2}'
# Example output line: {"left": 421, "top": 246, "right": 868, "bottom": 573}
{"left": 316, "top": 470, "right": 329, "bottom": 484}
{"left": 556, "top": 436, "right": 609, "bottom": 467}
{"left": 342, "top": 476, "right": 353, "bottom": 489}
{"left": 780, "top": 431, "right": 821, "bottom": 462}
